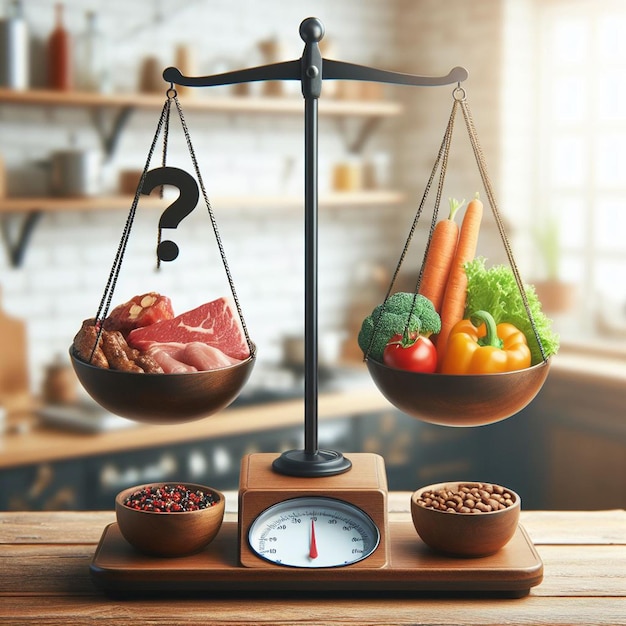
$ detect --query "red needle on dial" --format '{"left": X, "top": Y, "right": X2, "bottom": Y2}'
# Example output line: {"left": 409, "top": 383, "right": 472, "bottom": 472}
{"left": 309, "top": 519, "right": 318, "bottom": 559}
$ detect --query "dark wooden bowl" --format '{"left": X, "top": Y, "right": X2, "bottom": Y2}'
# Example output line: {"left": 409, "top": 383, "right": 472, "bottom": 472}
{"left": 70, "top": 346, "right": 255, "bottom": 424}
{"left": 411, "top": 481, "right": 521, "bottom": 557}
{"left": 366, "top": 358, "right": 550, "bottom": 427}
{"left": 115, "top": 483, "right": 225, "bottom": 557}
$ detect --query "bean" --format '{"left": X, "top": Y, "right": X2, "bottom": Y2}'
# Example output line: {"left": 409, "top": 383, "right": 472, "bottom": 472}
{"left": 415, "top": 482, "right": 516, "bottom": 514}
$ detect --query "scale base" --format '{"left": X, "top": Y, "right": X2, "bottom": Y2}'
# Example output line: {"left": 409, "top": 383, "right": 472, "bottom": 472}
{"left": 90, "top": 521, "right": 543, "bottom": 597}
{"left": 239, "top": 452, "right": 389, "bottom": 568}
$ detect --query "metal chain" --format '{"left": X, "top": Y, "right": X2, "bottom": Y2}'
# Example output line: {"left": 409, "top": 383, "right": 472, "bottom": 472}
{"left": 364, "top": 98, "right": 459, "bottom": 360}
{"left": 89, "top": 97, "right": 172, "bottom": 362}
{"left": 155, "top": 92, "right": 173, "bottom": 270}
{"left": 364, "top": 89, "right": 547, "bottom": 364}
{"left": 416, "top": 98, "right": 458, "bottom": 293}
{"left": 171, "top": 95, "right": 254, "bottom": 354}
{"left": 458, "top": 98, "right": 547, "bottom": 362}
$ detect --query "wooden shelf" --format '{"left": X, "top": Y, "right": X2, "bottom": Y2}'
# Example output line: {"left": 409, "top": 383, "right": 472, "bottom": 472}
{"left": 0, "top": 87, "right": 403, "bottom": 118}
{"left": 0, "top": 88, "right": 404, "bottom": 266}
{"left": 0, "top": 191, "right": 405, "bottom": 266}
{"left": 0, "top": 191, "right": 406, "bottom": 214}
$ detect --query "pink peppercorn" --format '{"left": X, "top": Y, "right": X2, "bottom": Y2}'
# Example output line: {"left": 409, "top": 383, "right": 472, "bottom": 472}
{"left": 122, "top": 484, "right": 217, "bottom": 512}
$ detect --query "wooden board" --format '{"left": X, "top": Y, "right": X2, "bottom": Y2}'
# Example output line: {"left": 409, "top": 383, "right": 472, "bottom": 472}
{"left": 0, "top": 293, "right": 28, "bottom": 407}
{"left": 90, "top": 521, "right": 543, "bottom": 597}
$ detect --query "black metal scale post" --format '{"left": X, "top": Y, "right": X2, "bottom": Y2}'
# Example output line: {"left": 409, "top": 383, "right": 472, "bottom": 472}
{"left": 164, "top": 17, "right": 468, "bottom": 478}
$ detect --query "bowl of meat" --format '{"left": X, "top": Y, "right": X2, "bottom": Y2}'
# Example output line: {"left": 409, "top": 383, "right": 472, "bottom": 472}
{"left": 70, "top": 293, "right": 255, "bottom": 424}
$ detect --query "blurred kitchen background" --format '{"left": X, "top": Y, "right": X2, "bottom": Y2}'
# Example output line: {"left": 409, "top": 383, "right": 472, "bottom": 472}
{"left": 0, "top": 0, "right": 624, "bottom": 511}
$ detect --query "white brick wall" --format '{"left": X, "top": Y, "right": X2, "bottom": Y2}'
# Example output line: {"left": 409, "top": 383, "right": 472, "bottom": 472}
{"left": 1, "top": 0, "right": 512, "bottom": 393}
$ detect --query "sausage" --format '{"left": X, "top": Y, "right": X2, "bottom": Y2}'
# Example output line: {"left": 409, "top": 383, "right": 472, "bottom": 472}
{"left": 72, "top": 319, "right": 109, "bottom": 369}
{"left": 134, "top": 352, "right": 165, "bottom": 374}
{"left": 101, "top": 331, "right": 143, "bottom": 373}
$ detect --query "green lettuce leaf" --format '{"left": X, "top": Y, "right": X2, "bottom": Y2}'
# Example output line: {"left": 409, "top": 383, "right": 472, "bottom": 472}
{"left": 464, "top": 257, "right": 559, "bottom": 365}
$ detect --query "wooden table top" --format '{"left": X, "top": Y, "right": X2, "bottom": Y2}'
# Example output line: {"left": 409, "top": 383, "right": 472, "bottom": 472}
{"left": 1, "top": 494, "right": 624, "bottom": 625}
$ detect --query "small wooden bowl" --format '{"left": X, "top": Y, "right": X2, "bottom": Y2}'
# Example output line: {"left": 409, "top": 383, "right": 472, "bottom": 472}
{"left": 366, "top": 358, "right": 550, "bottom": 427}
{"left": 115, "top": 483, "right": 225, "bottom": 557}
{"left": 411, "top": 481, "right": 521, "bottom": 557}
{"left": 70, "top": 347, "right": 255, "bottom": 424}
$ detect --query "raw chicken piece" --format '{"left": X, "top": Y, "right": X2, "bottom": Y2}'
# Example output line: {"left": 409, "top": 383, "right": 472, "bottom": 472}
{"left": 147, "top": 345, "right": 198, "bottom": 374}
{"left": 182, "top": 342, "right": 242, "bottom": 370}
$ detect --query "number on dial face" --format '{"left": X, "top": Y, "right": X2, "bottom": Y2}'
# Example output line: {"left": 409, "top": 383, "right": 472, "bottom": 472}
{"left": 247, "top": 496, "right": 380, "bottom": 568}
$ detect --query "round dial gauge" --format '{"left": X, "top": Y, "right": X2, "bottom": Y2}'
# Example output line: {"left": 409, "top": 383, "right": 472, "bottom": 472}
{"left": 247, "top": 496, "right": 380, "bottom": 568}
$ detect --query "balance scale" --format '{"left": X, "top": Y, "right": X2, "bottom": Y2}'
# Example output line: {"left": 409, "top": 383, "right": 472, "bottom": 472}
{"left": 88, "top": 18, "right": 543, "bottom": 596}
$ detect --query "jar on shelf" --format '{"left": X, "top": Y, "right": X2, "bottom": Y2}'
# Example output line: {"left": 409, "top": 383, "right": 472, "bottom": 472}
{"left": 332, "top": 156, "right": 363, "bottom": 192}
{"left": 42, "top": 355, "right": 78, "bottom": 405}
{"left": 75, "top": 11, "right": 110, "bottom": 93}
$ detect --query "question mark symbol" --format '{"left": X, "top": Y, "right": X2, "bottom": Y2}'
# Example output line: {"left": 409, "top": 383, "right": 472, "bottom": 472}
{"left": 141, "top": 167, "right": 199, "bottom": 262}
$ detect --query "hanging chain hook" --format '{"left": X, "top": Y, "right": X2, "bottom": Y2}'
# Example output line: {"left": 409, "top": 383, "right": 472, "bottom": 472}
{"left": 166, "top": 82, "right": 177, "bottom": 99}
{"left": 453, "top": 82, "right": 466, "bottom": 101}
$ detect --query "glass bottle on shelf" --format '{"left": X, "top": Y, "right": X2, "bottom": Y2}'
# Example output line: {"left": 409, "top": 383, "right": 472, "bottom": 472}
{"left": 0, "top": 0, "right": 29, "bottom": 89}
{"left": 75, "top": 11, "right": 110, "bottom": 93}
{"left": 47, "top": 2, "right": 72, "bottom": 90}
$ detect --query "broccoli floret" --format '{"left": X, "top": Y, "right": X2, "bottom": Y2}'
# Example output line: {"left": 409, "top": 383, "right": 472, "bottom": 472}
{"left": 357, "top": 293, "right": 441, "bottom": 362}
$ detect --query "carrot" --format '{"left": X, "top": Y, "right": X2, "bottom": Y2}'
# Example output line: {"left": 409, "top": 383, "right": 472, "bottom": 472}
{"left": 419, "top": 197, "right": 463, "bottom": 313}
{"left": 436, "top": 193, "right": 484, "bottom": 369}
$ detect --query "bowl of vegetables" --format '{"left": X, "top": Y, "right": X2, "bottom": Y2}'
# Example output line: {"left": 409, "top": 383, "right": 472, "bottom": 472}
{"left": 366, "top": 358, "right": 550, "bottom": 427}
{"left": 360, "top": 257, "right": 558, "bottom": 427}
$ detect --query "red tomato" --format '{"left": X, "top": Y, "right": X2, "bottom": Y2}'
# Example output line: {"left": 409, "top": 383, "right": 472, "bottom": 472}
{"left": 383, "top": 333, "right": 437, "bottom": 373}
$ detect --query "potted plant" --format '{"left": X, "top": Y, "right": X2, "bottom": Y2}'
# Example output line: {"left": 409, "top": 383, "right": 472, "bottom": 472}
{"left": 531, "top": 214, "right": 577, "bottom": 314}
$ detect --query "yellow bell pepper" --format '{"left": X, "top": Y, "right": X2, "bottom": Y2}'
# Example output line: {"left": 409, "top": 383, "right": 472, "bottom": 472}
{"left": 440, "top": 310, "right": 531, "bottom": 374}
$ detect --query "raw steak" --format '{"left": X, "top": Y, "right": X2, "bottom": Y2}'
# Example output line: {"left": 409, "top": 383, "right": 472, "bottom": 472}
{"left": 128, "top": 296, "right": 250, "bottom": 360}
{"left": 103, "top": 293, "right": 174, "bottom": 336}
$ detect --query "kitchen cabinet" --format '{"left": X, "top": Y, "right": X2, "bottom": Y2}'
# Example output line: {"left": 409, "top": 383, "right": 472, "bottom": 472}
{"left": 0, "top": 87, "right": 404, "bottom": 266}
{"left": 530, "top": 357, "right": 626, "bottom": 510}
{"left": 0, "top": 405, "right": 489, "bottom": 511}
{"left": 1, "top": 458, "right": 87, "bottom": 510}
{"left": 0, "top": 415, "right": 348, "bottom": 510}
